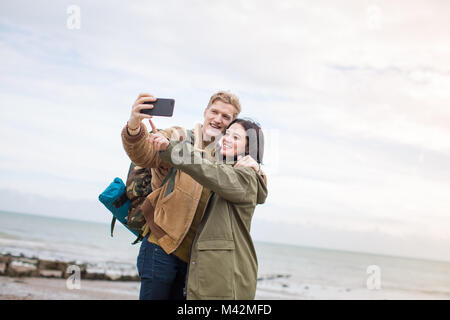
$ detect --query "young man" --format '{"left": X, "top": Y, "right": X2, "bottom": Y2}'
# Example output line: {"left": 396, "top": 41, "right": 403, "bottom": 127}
{"left": 122, "top": 91, "right": 259, "bottom": 300}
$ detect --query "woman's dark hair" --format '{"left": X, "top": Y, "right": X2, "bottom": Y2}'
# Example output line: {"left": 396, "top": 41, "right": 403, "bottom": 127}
{"left": 226, "top": 118, "right": 264, "bottom": 164}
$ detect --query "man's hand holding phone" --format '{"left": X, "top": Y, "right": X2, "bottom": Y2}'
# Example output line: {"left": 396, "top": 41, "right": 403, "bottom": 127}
{"left": 127, "top": 93, "right": 156, "bottom": 135}
{"left": 127, "top": 93, "right": 175, "bottom": 136}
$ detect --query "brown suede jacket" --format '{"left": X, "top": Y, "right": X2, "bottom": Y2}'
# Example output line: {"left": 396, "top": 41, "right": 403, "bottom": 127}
{"left": 121, "top": 122, "right": 208, "bottom": 254}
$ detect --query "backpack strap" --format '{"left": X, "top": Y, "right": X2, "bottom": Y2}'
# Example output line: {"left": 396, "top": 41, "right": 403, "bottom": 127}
{"left": 131, "top": 234, "right": 144, "bottom": 245}
{"left": 110, "top": 217, "right": 117, "bottom": 237}
{"left": 110, "top": 192, "right": 129, "bottom": 237}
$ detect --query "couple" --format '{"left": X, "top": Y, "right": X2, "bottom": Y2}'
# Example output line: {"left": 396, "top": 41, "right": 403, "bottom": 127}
{"left": 121, "top": 91, "right": 267, "bottom": 300}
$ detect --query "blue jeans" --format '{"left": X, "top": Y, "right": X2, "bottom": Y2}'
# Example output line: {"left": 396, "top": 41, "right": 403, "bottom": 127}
{"left": 136, "top": 235, "right": 187, "bottom": 300}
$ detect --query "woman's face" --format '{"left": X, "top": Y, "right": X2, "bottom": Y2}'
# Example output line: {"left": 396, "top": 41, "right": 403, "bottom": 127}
{"left": 221, "top": 123, "right": 247, "bottom": 158}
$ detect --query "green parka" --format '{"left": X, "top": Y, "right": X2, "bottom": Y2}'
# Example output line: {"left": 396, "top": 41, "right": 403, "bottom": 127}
{"left": 158, "top": 140, "right": 268, "bottom": 300}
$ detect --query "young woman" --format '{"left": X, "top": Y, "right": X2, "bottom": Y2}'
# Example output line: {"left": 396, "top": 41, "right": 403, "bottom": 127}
{"left": 150, "top": 118, "right": 267, "bottom": 299}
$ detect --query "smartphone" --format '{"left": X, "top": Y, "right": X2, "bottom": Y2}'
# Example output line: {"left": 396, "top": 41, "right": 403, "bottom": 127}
{"left": 141, "top": 98, "right": 175, "bottom": 117}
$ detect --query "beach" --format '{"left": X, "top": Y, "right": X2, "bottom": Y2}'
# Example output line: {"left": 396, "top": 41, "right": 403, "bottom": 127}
{"left": 0, "top": 276, "right": 139, "bottom": 300}
{"left": 1, "top": 251, "right": 449, "bottom": 300}
{"left": 1, "top": 211, "right": 450, "bottom": 300}
{"left": 2, "top": 275, "right": 450, "bottom": 300}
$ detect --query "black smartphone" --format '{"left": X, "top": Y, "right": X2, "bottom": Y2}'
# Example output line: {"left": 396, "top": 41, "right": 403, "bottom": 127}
{"left": 141, "top": 98, "right": 175, "bottom": 117}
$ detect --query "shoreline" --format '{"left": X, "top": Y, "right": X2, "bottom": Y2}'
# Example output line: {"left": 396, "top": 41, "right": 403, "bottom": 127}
{"left": 2, "top": 254, "right": 450, "bottom": 300}
{"left": 0, "top": 253, "right": 140, "bottom": 282}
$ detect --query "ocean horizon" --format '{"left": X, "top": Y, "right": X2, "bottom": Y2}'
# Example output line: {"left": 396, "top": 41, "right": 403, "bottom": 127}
{"left": 1, "top": 210, "right": 450, "bottom": 299}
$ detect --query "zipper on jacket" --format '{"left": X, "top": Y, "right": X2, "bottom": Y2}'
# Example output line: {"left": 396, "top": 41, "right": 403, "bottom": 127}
{"left": 183, "top": 191, "right": 214, "bottom": 298}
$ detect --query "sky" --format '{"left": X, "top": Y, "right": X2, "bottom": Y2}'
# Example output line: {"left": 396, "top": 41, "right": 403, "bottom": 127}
{"left": 1, "top": 0, "right": 450, "bottom": 262}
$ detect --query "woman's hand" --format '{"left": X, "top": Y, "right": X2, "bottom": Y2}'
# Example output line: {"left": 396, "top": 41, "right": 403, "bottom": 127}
{"left": 147, "top": 119, "right": 169, "bottom": 151}
{"left": 234, "top": 155, "right": 261, "bottom": 174}
{"left": 127, "top": 93, "right": 157, "bottom": 134}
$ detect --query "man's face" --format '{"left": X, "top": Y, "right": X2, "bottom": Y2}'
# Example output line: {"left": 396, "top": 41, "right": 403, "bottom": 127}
{"left": 202, "top": 100, "right": 236, "bottom": 140}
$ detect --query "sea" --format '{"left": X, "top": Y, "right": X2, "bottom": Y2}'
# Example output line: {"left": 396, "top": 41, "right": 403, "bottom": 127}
{"left": 1, "top": 210, "right": 449, "bottom": 300}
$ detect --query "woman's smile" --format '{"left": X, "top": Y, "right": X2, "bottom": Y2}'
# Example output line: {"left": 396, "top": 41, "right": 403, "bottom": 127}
{"left": 220, "top": 123, "right": 246, "bottom": 157}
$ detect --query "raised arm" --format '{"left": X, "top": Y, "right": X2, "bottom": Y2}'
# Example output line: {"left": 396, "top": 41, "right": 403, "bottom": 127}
{"left": 121, "top": 122, "right": 167, "bottom": 169}
{"left": 158, "top": 140, "right": 257, "bottom": 204}
{"left": 121, "top": 93, "right": 166, "bottom": 169}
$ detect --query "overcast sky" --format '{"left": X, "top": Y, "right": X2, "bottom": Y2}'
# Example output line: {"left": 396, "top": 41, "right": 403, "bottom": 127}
{"left": 1, "top": 0, "right": 449, "bottom": 262}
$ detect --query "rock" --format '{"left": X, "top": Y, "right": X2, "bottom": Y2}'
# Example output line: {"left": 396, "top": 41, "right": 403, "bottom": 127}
{"left": 104, "top": 273, "right": 140, "bottom": 281}
{"left": 257, "top": 273, "right": 291, "bottom": 281}
{"left": 38, "top": 260, "right": 69, "bottom": 273}
{"left": 7, "top": 259, "right": 38, "bottom": 277}
{"left": 0, "top": 255, "right": 11, "bottom": 264}
{"left": 0, "top": 254, "right": 139, "bottom": 282}
{"left": 63, "top": 263, "right": 87, "bottom": 279}
{"left": 39, "top": 269, "right": 63, "bottom": 278}
{"left": 0, "top": 255, "right": 11, "bottom": 275}
{"left": 84, "top": 272, "right": 107, "bottom": 280}
{"left": 18, "top": 257, "right": 38, "bottom": 265}
{"left": 0, "top": 262, "right": 7, "bottom": 275}
{"left": 105, "top": 272, "right": 122, "bottom": 281}
{"left": 119, "top": 275, "right": 140, "bottom": 282}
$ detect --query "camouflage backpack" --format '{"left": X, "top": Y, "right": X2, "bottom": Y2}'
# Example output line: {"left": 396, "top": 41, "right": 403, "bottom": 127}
{"left": 114, "top": 129, "right": 194, "bottom": 244}
{"left": 124, "top": 162, "right": 152, "bottom": 237}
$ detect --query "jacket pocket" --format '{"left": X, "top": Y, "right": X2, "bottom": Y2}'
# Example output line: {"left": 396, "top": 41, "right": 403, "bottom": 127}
{"left": 154, "top": 187, "right": 192, "bottom": 240}
{"left": 197, "top": 240, "right": 235, "bottom": 299}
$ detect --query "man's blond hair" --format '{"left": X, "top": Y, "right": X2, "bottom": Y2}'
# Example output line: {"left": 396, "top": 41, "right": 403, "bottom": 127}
{"left": 207, "top": 91, "right": 241, "bottom": 119}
